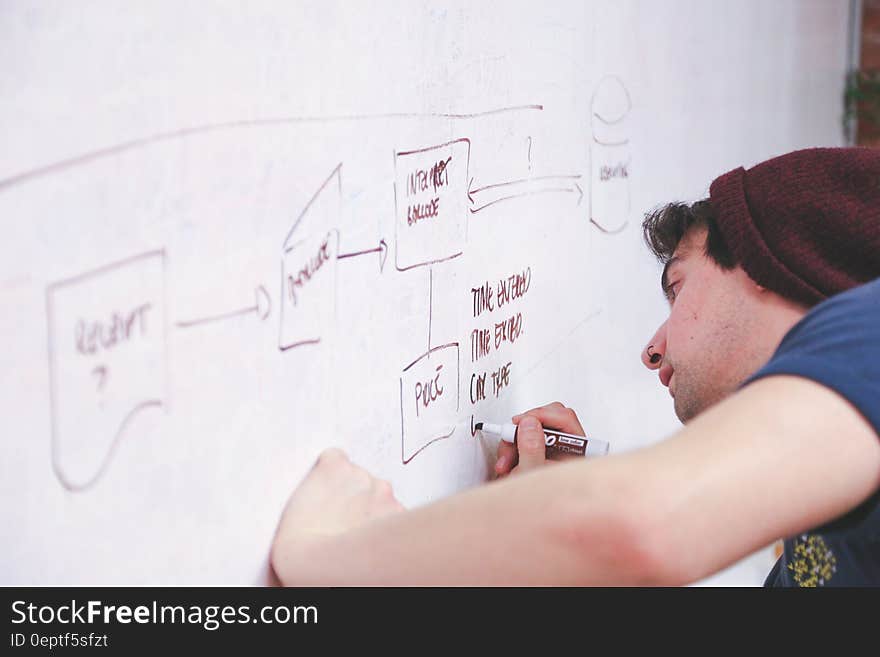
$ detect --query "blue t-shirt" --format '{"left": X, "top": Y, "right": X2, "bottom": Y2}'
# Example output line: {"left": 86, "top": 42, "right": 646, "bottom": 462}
{"left": 745, "top": 277, "right": 880, "bottom": 587}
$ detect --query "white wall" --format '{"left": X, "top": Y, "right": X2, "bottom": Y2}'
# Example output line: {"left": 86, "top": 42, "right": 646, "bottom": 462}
{"left": 0, "top": 0, "right": 849, "bottom": 584}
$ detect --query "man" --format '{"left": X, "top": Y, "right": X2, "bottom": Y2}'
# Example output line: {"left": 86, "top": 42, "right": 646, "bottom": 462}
{"left": 271, "top": 148, "right": 880, "bottom": 586}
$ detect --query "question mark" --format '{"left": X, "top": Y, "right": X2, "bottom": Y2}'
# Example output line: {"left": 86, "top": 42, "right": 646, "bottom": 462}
{"left": 92, "top": 365, "right": 107, "bottom": 392}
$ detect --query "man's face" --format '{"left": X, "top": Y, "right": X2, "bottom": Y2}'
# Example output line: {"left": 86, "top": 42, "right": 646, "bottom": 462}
{"left": 641, "top": 227, "right": 783, "bottom": 423}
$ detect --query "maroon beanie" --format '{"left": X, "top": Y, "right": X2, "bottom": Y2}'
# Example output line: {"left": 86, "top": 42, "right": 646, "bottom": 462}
{"left": 709, "top": 147, "right": 880, "bottom": 307}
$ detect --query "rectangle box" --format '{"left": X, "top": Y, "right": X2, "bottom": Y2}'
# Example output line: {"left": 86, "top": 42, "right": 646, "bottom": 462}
{"left": 279, "top": 229, "right": 339, "bottom": 351}
{"left": 46, "top": 250, "right": 167, "bottom": 490}
{"left": 393, "top": 138, "right": 470, "bottom": 271}
{"left": 399, "top": 343, "right": 460, "bottom": 463}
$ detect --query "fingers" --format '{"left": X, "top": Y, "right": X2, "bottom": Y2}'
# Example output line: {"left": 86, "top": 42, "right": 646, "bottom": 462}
{"left": 512, "top": 401, "right": 585, "bottom": 436}
{"left": 373, "top": 478, "right": 406, "bottom": 514}
{"left": 313, "top": 447, "right": 349, "bottom": 473}
{"left": 514, "top": 415, "right": 546, "bottom": 471}
{"left": 496, "top": 403, "right": 583, "bottom": 477}
{"left": 494, "top": 439, "right": 518, "bottom": 477}
{"left": 272, "top": 449, "right": 404, "bottom": 585}
{"left": 317, "top": 447, "right": 348, "bottom": 462}
{"left": 312, "top": 448, "right": 404, "bottom": 514}
{"left": 311, "top": 448, "right": 369, "bottom": 492}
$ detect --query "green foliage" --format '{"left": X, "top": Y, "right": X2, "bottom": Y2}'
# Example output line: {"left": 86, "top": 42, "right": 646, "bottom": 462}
{"left": 845, "top": 69, "right": 880, "bottom": 137}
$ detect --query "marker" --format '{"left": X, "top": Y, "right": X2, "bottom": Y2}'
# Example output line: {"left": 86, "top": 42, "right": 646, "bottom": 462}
{"left": 475, "top": 422, "right": 609, "bottom": 459}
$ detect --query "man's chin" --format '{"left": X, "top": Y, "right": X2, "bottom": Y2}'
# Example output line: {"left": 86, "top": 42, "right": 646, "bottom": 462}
{"left": 673, "top": 396, "right": 700, "bottom": 424}
{"left": 674, "top": 387, "right": 732, "bottom": 424}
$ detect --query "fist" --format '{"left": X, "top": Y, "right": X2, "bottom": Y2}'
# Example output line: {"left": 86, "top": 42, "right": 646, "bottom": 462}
{"left": 271, "top": 448, "right": 404, "bottom": 583}
{"left": 494, "top": 402, "right": 586, "bottom": 477}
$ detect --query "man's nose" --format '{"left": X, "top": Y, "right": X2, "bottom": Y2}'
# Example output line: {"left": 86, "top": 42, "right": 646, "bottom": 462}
{"left": 642, "top": 321, "right": 667, "bottom": 370}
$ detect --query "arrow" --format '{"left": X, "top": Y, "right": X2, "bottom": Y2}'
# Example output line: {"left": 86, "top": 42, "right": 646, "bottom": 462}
{"left": 468, "top": 175, "right": 583, "bottom": 214}
{"left": 337, "top": 239, "right": 388, "bottom": 272}
{"left": 175, "top": 285, "right": 271, "bottom": 329}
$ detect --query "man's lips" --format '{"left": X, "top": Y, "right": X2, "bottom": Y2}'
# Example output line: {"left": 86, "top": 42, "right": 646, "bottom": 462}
{"left": 659, "top": 364, "right": 674, "bottom": 388}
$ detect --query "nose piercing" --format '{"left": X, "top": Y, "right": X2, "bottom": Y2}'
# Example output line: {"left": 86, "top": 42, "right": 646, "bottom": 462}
{"left": 647, "top": 345, "right": 661, "bottom": 364}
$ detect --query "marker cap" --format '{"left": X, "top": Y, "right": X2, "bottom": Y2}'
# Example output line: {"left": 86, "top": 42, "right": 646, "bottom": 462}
{"left": 584, "top": 437, "right": 610, "bottom": 457}
{"left": 478, "top": 422, "right": 518, "bottom": 443}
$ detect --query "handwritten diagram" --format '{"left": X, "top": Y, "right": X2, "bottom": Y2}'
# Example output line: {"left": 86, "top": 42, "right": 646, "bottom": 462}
{"left": 590, "top": 75, "right": 632, "bottom": 234}
{"left": 400, "top": 343, "right": 460, "bottom": 464}
{"left": 394, "top": 139, "right": 471, "bottom": 271}
{"left": 46, "top": 251, "right": 168, "bottom": 491}
{"left": 279, "top": 165, "right": 343, "bottom": 351}
{"left": 176, "top": 286, "right": 271, "bottom": 329}
{"left": 19, "top": 79, "right": 634, "bottom": 489}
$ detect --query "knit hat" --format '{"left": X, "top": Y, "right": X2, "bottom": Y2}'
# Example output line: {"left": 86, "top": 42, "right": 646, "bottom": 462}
{"left": 709, "top": 147, "right": 880, "bottom": 307}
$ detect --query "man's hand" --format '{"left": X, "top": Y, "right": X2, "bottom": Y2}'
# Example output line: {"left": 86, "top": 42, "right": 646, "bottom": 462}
{"left": 494, "top": 402, "right": 586, "bottom": 477}
{"left": 271, "top": 448, "right": 404, "bottom": 585}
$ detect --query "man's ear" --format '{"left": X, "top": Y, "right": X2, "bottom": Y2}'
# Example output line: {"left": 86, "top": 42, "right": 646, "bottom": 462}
{"left": 750, "top": 279, "right": 773, "bottom": 299}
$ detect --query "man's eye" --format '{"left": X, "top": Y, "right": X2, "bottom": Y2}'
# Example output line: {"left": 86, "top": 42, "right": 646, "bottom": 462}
{"left": 668, "top": 281, "right": 681, "bottom": 302}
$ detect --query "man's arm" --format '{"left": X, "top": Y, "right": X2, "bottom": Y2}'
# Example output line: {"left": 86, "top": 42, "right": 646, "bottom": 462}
{"left": 271, "top": 375, "right": 880, "bottom": 585}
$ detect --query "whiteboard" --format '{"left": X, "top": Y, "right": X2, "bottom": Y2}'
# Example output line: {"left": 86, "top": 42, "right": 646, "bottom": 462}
{"left": 0, "top": 0, "right": 850, "bottom": 585}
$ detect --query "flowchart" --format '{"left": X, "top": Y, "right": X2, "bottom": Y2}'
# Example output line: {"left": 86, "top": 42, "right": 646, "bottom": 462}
{"left": 36, "top": 85, "right": 634, "bottom": 490}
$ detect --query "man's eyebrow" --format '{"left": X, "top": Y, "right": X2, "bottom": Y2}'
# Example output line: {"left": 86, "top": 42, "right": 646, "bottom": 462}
{"left": 661, "top": 256, "right": 680, "bottom": 297}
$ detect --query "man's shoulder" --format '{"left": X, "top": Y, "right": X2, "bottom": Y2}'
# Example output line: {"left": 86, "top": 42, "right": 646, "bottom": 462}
{"left": 775, "top": 276, "right": 880, "bottom": 351}
{"left": 801, "top": 276, "right": 879, "bottom": 321}
{"left": 747, "top": 277, "right": 880, "bottom": 438}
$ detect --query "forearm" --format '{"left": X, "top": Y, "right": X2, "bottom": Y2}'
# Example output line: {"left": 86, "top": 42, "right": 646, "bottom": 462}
{"left": 272, "top": 458, "right": 654, "bottom": 586}
{"left": 272, "top": 377, "right": 880, "bottom": 586}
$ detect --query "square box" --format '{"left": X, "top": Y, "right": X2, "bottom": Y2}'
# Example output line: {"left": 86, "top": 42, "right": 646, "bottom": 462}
{"left": 394, "top": 138, "right": 470, "bottom": 271}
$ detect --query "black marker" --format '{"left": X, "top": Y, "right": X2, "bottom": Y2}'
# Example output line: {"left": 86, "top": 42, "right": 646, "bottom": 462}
{"left": 475, "top": 422, "right": 609, "bottom": 459}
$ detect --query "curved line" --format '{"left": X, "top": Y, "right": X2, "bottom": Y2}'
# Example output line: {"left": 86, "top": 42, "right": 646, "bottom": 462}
{"left": 402, "top": 342, "right": 459, "bottom": 373}
{"left": 590, "top": 74, "right": 632, "bottom": 125}
{"left": 470, "top": 187, "right": 575, "bottom": 214}
{"left": 52, "top": 399, "right": 163, "bottom": 492}
{"left": 592, "top": 137, "right": 630, "bottom": 147}
{"left": 277, "top": 256, "right": 286, "bottom": 349}
{"left": 402, "top": 427, "right": 457, "bottom": 465}
{"left": 592, "top": 111, "right": 629, "bottom": 126}
{"left": 589, "top": 218, "right": 629, "bottom": 235}
{"left": 0, "top": 106, "right": 542, "bottom": 194}
{"left": 256, "top": 284, "right": 271, "bottom": 320}
{"left": 48, "top": 249, "right": 165, "bottom": 291}
{"left": 471, "top": 174, "right": 581, "bottom": 195}
{"left": 395, "top": 251, "right": 462, "bottom": 272}
{"left": 279, "top": 338, "right": 321, "bottom": 352}
{"left": 396, "top": 136, "right": 472, "bottom": 158}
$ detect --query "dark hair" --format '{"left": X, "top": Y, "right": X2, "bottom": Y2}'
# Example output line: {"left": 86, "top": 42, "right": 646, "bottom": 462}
{"left": 642, "top": 199, "right": 736, "bottom": 269}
